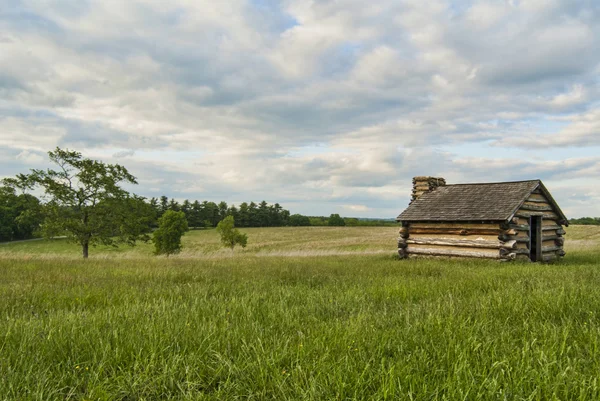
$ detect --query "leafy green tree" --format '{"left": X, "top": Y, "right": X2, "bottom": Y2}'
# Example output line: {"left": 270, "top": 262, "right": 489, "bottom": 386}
{"left": 159, "top": 196, "right": 169, "bottom": 217}
{"left": 152, "top": 210, "right": 188, "bottom": 256}
{"left": 0, "top": 186, "right": 44, "bottom": 241}
{"left": 7, "top": 147, "right": 154, "bottom": 258}
{"left": 216, "top": 216, "right": 248, "bottom": 250}
{"left": 258, "top": 200, "right": 269, "bottom": 227}
{"left": 168, "top": 198, "right": 180, "bottom": 212}
{"left": 328, "top": 213, "right": 346, "bottom": 226}
{"left": 248, "top": 202, "right": 258, "bottom": 227}
{"left": 227, "top": 205, "right": 239, "bottom": 222}
{"left": 289, "top": 214, "right": 311, "bottom": 226}
{"left": 238, "top": 202, "right": 249, "bottom": 227}
{"left": 181, "top": 199, "right": 191, "bottom": 223}
{"left": 218, "top": 201, "right": 228, "bottom": 222}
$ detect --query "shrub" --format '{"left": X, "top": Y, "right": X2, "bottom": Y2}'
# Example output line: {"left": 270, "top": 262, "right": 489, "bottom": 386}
{"left": 216, "top": 216, "right": 248, "bottom": 250}
{"left": 153, "top": 210, "right": 188, "bottom": 256}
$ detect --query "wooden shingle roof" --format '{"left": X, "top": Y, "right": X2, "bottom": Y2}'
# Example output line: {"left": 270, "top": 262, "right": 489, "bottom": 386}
{"left": 397, "top": 180, "right": 567, "bottom": 223}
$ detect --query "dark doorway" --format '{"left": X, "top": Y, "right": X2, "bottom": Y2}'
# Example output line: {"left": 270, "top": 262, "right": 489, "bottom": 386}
{"left": 529, "top": 216, "right": 542, "bottom": 262}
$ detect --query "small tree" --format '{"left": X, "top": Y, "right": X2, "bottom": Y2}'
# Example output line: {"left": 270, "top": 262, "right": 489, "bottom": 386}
{"left": 153, "top": 210, "right": 188, "bottom": 256}
{"left": 328, "top": 213, "right": 346, "bottom": 226}
{"left": 216, "top": 216, "right": 247, "bottom": 250}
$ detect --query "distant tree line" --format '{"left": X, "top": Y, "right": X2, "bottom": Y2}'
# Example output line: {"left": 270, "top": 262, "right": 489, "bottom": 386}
{"left": 0, "top": 186, "right": 44, "bottom": 242}
{"left": 148, "top": 196, "right": 292, "bottom": 228}
{"left": 569, "top": 217, "right": 600, "bottom": 225}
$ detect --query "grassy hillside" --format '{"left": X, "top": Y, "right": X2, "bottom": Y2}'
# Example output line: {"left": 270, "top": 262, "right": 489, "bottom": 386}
{"left": 1, "top": 226, "right": 599, "bottom": 400}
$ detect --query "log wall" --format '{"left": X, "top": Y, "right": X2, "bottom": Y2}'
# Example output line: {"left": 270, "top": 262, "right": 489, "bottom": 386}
{"left": 506, "top": 189, "right": 566, "bottom": 262}
{"left": 398, "top": 190, "right": 566, "bottom": 262}
{"left": 398, "top": 222, "right": 507, "bottom": 260}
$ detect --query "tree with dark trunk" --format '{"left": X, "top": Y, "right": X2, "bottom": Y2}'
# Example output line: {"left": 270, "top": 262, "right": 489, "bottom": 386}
{"left": 5, "top": 147, "right": 153, "bottom": 258}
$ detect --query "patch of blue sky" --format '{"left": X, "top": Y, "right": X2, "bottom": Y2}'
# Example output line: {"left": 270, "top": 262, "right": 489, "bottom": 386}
{"left": 318, "top": 42, "right": 362, "bottom": 78}
{"left": 1, "top": 7, "right": 62, "bottom": 34}
{"left": 248, "top": 0, "right": 299, "bottom": 32}
{"left": 0, "top": 106, "right": 58, "bottom": 120}
{"left": 286, "top": 143, "right": 333, "bottom": 158}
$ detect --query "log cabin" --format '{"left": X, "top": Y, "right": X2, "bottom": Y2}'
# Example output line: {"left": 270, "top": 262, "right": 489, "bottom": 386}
{"left": 396, "top": 177, "right": 568, "bottom": 262}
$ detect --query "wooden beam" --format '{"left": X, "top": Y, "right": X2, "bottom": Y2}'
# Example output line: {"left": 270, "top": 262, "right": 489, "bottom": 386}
{"left": 520, "top": 203, "right": 554, "bottom": 212}
{"left": 406, "top": 246, "right": 500, "bottom": 259}
{"left": 542, "top": 245, "right": 562, "bottom": 253}
{"left": 406, "top": 238, "right": 500, "bottom": 249}
{"left": 515, "top": 211, "right": 559, "bottom": 220}
{"left": 409, "top": 222, "right": 501, "bottom": 229}
{"left": 408, "top": 228, "right": 501, "bottom": 236}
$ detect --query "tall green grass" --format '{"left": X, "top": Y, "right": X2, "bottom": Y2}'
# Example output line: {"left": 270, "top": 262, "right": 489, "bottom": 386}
{"left": 1, "top": 227, "right": 599, "bottom": 400}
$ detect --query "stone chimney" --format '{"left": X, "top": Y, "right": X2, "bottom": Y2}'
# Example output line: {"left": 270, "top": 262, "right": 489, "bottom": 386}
{"left": 411, "top": 176, "right": 446, "bottom": 203}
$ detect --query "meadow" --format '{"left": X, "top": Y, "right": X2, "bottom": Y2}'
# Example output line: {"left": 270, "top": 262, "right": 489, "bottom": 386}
{"left": 1, "top": 226, "right": 600, "bottom": 400}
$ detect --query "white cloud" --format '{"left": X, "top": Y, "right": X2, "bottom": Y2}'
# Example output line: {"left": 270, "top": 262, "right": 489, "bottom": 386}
{"left": 1, "top": 0, "right": 599, "bottom": 217}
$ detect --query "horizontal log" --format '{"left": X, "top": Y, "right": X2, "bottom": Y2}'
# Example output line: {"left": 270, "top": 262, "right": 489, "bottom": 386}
{"left": 556, "top": 228, "right": 566, "bottom": 236}
{"left": 554, "top": 237, "right": 565, "bottom": 246}
{"left": 526, "top": 194, "right": 548, "bottom": 202}
{"left": 515, "top": 211, "right": 559, "bottom": 220}
{"left": 406, "top": 238, "right": 500, "bottom": 249}
{"left": 511, "top": 224, "right": 563, "bottom": 232}
{"left": 406, "top": 246, "right": 500, "bottom": 259}
{"left": 500, "top": 253, "right": 516, "bottom": 261}
{"left": 557, "top": 249, "right": 566, "bottom": 257}
{"left": 542, "top": 245, "right": 562, "bottom": 253}
{"left": 542, "top": 219, "right": 559, "bottom": 227}
{"left": 520, "top": 203, "right": 554, "bottom": 212}
{"left": 411, "top": 233, "right": 499, "bottom": 241}
{"left": 408, "top": 228, "right": 501, "bottom": 236}
{"left": 409, "top": 223, "right": 500, "bottom": 230}
{"left": 399, "top": 227, "right": 409, "bottom": 238}
{"left": 397, "top": 241, "right": 407, "bottom": 249}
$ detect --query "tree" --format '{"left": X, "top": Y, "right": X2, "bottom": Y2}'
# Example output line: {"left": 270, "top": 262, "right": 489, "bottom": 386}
{"left": 168, "top": 198, "right": 180, "bottom": 212}
{"left": 0, "top": 186, "right": 44, "bottom": 241}
{"left": 7, "top": 147, "right": 154, "bottom": 258}
{"left": 153, "top": 210, "right": 188, "bottom": 256}
{"left": 159, "top": 196, "right": 169, "bottom": 217}
{"left": 289, "top": 214, "right": 310, "bottom": 226}
{"left": 218, "top": 201, "right": 228, "bottom": 221}
{"left": 328, "top": 214, "right": 346, "bottom": 226}
{"left": 216, "top": 216, "right": 248, "bottom": 250}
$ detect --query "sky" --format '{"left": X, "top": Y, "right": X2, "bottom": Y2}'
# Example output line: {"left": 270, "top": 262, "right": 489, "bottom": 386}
{"left": 1, "top": 0, "right": 599, "bottom": 218}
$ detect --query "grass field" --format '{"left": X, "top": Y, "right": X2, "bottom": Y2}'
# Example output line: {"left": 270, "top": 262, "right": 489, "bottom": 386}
{"left": 1, "top": 226, "right": 600, "bottom": 400}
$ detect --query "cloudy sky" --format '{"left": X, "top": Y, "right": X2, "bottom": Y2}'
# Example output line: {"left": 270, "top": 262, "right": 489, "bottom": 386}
{"left": 1, "top": 0, "right": 599, "bottom": 218}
